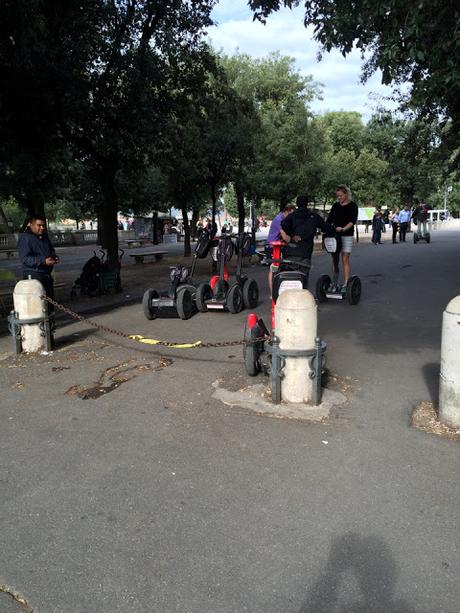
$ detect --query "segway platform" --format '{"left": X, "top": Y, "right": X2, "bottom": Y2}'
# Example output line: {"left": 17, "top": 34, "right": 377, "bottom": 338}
{"left": 316, "top": 275, "right": 362, "bottom": 305}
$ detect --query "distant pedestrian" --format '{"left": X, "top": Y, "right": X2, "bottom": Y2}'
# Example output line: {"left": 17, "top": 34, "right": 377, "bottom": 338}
{"left": 372, "top": 210, "right": 384, "bottom": 244}
{"left": 412, "top": 201, "right": 431, "bottom": 238}
{"left": 389, "top": 208, "right": 400, "bottom": 243}
{"left": 398, "top": 205, "right": 411, "bottom": 242}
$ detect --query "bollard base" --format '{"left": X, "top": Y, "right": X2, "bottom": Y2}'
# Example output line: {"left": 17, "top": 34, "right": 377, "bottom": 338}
{"left": 212, "top": 380, "right": 346, "bottom": 422}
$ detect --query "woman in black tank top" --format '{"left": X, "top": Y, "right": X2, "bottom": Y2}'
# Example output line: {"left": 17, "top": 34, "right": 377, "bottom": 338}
{"left": 326, "top": 185, "right": 358, "bottom": 289}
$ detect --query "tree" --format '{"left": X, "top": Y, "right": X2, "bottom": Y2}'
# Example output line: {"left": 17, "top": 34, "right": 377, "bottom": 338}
{"left": 364, "top": 112, "right": 443, "bottom": 204}
{"left": 0, "top": 0, "right": 217, "bottom": 269}
{"left": 220, "top": 52, "right": 325, "bottom": 216}
{"left": 319, "top": 112, "right": 365, "bottom": 156}
{"left": 249, "top": 1, "right": 460, "bottom": 142}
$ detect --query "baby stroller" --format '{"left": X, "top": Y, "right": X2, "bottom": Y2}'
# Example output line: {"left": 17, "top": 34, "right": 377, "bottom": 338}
{"left": 71, "top": 248, "right": 124, "bottom": 298}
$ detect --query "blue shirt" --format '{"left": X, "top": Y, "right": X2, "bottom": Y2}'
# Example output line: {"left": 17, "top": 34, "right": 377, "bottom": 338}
{"left": 398, "top": 210, "right": 411, "bottom": 223}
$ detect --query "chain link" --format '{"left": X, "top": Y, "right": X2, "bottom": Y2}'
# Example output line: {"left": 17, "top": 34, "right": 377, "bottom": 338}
{"left": 43, "top": 296, "right": 270, "bottom": 349}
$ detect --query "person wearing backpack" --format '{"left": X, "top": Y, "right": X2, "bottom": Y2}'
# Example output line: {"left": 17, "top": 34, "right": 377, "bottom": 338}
{"left": 412, "top": 201, "right": 431, "bottom": 238}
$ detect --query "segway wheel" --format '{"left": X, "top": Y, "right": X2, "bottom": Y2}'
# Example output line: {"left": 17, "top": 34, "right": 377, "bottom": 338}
{"left": 413, "top": 233, "right": 418, "bottom": 243}
{"left": 176, "top": 287, "right": 193, "bottom": 320}
{"left": 179, "top": 283, "right": 196, "bottom": 298}
{"left": 243, "top": 323, "right": 261, "bottom": 376}
{"left": 425, "top": 233, "right": 431, "bottom": 243}
{"left": 316, "top": 275, "right": 331, "bottom": 303}
{"left": 143, "top": 288, "right": 159, "bottom": 320}
{"left": 243, "top": 278, "right": 259, "bottom": 309}
{"left": 347, "top": 276, "right": 362, "bottom": 305}
{"left": 195, "top": 283, "right": 212, "bottom": 312}
{"left": 226, "top": 284, "right": 244, "bottom": 314}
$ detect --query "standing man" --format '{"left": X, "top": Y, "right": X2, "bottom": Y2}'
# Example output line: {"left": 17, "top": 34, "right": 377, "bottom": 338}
{"left": 266, "top": 204, "right": 296, "bottom": 291}
{"left": 17, "top": 216, "right": 59, "bottom": 315}
{"left": 398, "top": 204, "right": 411, "bottom": 242}
{"left": 371, "top": 209, "right": 384, "bottom": 245}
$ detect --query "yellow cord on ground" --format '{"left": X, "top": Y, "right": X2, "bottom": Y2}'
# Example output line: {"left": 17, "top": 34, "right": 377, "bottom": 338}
{"left": 129, "top": 334, "right": 202, "bottom": 349}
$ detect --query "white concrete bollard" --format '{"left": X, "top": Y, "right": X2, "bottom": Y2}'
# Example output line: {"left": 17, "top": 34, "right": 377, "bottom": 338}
{"left": 275, "top": 289, "right": 317, "bottom": 404}
{"left": 439, "top": 296, "right": 460, "bottom": 428}
{"left": 13, "top": 279, "right": 47, "bottom": 353}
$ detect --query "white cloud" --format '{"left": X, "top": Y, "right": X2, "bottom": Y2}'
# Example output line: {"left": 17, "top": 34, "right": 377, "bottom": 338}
{"left": 208, "top": 0, "right": 399, "bottom": 121}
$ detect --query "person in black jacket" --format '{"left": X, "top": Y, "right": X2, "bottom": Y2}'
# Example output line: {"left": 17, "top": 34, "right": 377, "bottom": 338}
{"left": 17, "top": 216, "right": 59, "bottom": 312}
{"left": 280, "top": 195, "right": 333, "bottom": 283}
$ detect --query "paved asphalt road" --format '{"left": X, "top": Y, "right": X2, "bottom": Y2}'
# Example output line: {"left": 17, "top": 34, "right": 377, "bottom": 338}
{"left": 0, "top": 226, "right": 459, "bottom": 613}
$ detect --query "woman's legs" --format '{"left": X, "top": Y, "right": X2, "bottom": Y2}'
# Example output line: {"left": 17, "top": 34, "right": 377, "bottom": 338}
{"left": 392, "top": 223, "right": 398, "bottom": 243}
{"left": 341, "top": 252, "right": 351, "bottom": 284}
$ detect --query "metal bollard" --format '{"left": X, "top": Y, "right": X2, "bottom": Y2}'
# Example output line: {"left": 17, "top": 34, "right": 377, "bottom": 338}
{"left": 275, "top": 289, "right": 318, "bottom": 404}
{"left": 439, "top": 296, "right": 460, "bottom": 428}
{"left": 10, "top": 279, "right": 51, "bottom": 353}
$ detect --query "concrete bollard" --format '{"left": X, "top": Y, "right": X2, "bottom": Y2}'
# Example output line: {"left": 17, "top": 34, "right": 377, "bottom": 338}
{"left": 13, "top": 279, "right": 48, "bottom": 353}
{"left": 439, "top": 296, "right": 460, "bottom": 428}
{"left": 275, "top": 289, "right": 317, "bottom": 403}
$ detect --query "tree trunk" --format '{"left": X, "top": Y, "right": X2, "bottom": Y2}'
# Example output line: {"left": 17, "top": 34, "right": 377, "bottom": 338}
{"left": 211, "top": 183, "right": 217, "bottom": 231}
{"left": 191, "top": 205, "right": 199, "bottom": 240}
{"left": 99, "top": 162, "right": 120, "bottom": 270}
{"left": 24, "top": 191, "right": 46, "bottom": 221}
{"left": 235, "top": 185, "right": 245, "bottom": 234}
{"left": 152, "top": 211, "right": 159, "bottom": 245}
{"left": 180, "top": 203, "right": 191, "bottom": 257}
{"left": 210, "top": 183, "right": 218, "bottom": 271}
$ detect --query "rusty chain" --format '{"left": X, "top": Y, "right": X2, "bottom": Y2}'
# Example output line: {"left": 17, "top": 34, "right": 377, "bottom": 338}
{"left": 43, "top": 296, "right": 270, "bottom": 349}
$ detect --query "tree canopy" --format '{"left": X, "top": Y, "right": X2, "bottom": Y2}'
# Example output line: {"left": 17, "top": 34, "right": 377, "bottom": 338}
{"left": 249, "top": 1, "right": 460, "bottom": 148}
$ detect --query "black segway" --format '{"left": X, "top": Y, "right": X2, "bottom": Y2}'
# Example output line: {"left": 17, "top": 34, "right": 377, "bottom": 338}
{"left": 315, "top": 235, "right": 361, "bottom": 305}
{"left": 142, "top": 227, "right": 214, "bottom": 320}
{"left": 195, "top": 232, "right": 259, "bottom": 313}
{"left": 413, "top": 230, "right": 430, "bottom": 243}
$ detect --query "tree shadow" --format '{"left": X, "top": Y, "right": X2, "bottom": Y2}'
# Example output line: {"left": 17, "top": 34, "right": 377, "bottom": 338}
{"left": 299, "top": 532, "right": 415, "bottom": 613}
{"left": 422, "top": 363, "right": 440, "bottom": 407}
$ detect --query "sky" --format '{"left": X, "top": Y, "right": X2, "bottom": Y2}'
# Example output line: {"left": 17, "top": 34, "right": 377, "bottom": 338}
{"left": 207, "top": 0, "right": 398, "bottom": 122}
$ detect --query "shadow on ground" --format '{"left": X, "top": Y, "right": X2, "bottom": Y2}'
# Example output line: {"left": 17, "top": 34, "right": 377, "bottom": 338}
{"left": 299, "top": 532, "right": 415, "bottom": 613}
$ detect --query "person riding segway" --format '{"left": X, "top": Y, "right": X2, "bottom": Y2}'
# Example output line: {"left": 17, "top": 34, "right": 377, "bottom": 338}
{"left": 412, "top": 201, "right": 431, "bottom": 243}
{"left": 279, "top": 194, "right": 333, "bottom": 281}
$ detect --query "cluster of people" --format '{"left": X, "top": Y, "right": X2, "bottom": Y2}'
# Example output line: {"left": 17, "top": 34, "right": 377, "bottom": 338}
{"left": 372, "top": 202, "right": 431, "bottom": 245}
{"left": 266, "top": 185, "right": 358, "bottom": 293}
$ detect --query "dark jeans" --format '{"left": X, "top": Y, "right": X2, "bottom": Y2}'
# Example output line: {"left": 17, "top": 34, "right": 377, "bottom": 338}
{"left": 372, "top": 228, "right": 382, "bottom": 244}
{"left": 391, "top": 222, "right": 399, "bottom": 243}
{"left": 399, "top": 222, "right": 409, "bottom": 242}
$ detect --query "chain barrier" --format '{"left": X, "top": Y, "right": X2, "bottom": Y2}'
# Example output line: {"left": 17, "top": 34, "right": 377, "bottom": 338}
{"left": 43, "top": 296, "right": 270, "bottom": 349}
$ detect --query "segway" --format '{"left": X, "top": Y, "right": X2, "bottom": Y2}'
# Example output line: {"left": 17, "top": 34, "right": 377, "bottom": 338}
{"left": 315, "top": 235, "right": 361, "bottom": 305}
{"left": 413, "top": 230, "right": 430, "bottom": 243}
{"left": 142, "top": 227, "right": 215, "bottom": 320}
{"left": 195, "top": 232, "right": 259, "bottom": 313}
{"left": 242, "top": 240, "right": 326, "bottom": 404}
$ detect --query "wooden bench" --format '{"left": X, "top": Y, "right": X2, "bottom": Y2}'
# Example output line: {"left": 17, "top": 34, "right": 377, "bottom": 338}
{"left": 124, "top": 239, "right": 151, "bottom": 248}
{"left": 128, "top": 250, "right": 167, "bottom": 264}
